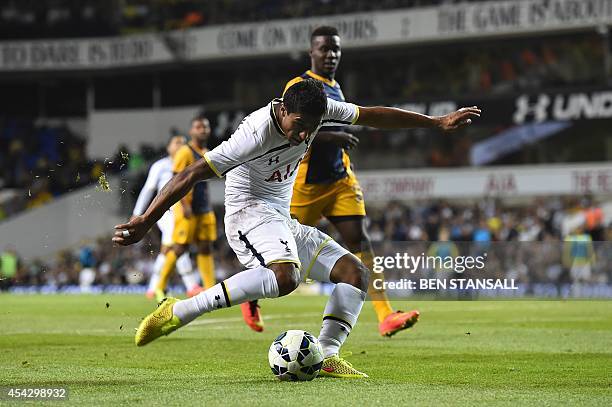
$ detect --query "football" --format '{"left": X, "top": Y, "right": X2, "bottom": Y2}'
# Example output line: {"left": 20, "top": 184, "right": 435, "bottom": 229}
{"left": 268, "top": 330, "right": 324, "bottom": 381}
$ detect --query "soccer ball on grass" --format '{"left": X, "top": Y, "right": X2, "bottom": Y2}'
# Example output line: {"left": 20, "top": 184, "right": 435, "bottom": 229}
{"left": 268, "top": 330, "right": 324, "bottom": 381}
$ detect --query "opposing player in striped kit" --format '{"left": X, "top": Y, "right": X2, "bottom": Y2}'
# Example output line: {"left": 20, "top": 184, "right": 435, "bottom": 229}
{"left": 132, "top": 134, "right": 203, "bottom": 300}
{"left": 286, "top": 26, "right": 420, "bottom": 336}
{"left": 152, "top": 116, "right": 217, "bottom": 302}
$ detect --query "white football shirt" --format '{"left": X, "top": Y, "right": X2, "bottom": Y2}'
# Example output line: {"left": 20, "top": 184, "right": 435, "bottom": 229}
{"left": 204, "top": 98, "right": 359, "bottom": 217}
{"left": 133, "top": 156, "right": 174, "bottom": 216}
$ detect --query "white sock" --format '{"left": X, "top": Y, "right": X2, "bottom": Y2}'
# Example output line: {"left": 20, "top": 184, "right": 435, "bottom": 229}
{"left": 318, "top": 283, "right": 366, "bottom": 358}
{"left": 147, "top": 254, "right": 165, "bottom": 292}
{"left": 173, "top": 265, "right": 279, "bottom": 325}
{"left": 176, "top": 253, "right": 199, "bottom": 289}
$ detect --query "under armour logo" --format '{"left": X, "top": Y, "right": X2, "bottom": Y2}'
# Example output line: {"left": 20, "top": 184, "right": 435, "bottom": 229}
{"left": 280, "top": 239, "right": 291, "bottom": 253}
{"left": 214, "top": 294, "right": 222, "bottom": 309}
{"left": 268, "top": 156, "right": 280, "bottom": 165}
{"left": 513, "top": 94, "right": 550, "bottom": 124}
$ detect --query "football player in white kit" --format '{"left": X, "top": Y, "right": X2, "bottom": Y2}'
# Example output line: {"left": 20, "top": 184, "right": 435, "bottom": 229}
{"left": 114, "top": 79, "right": 480, "bottom": 378}
{"left": 132, "top": 134, "right": 203, "bottom": 299}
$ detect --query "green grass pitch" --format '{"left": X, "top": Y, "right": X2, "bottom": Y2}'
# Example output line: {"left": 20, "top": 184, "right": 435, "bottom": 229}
{"left": 1, "top": 294, "right": 611, "bottom": 406}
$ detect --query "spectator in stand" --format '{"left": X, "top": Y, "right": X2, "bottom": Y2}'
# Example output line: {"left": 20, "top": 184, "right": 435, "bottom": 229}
{"left": 0, "top": 119, "right": 132, "bottom": 221}
{"left": 0, "top": 245, "right": 19, "bottom": 290}
{"left": 4, "top": 196, "right": 610, "bottom": 290}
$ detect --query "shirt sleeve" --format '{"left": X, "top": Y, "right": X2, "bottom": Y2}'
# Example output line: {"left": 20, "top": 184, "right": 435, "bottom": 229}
{"left": 204, "top": 118, "right": 264, "bottom": 177}
{"left": 322, "top": 97, "right": 360, "bottom": 125}
{"left": 132, "top": 162, "right": 159, "bottom": 216}
{"left": 283, "top": 76, "right": 304, "bottom": 96}
{"left": 173, "top": 146, "right": 192, "bottom": 173}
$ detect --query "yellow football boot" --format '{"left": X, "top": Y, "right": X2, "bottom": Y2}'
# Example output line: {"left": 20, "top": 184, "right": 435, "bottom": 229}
{"left": 135, "top": 297, "right": 182, "bottom": 347}
{"left": 319, "top": 355, "right": 369, "bottom": 378}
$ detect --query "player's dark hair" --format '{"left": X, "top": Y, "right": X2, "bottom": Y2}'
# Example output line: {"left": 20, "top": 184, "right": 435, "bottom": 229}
{"left": 311, "top": 26, "right": 339, "bottom": 41}
{"left": 167, "top": 133, "right": 186, "bottom": 145}
{"left": 283, "top": 79, "right": 327, "bottom": 118}
{"left": 191, "top": 114, "right": 208, "bottom": 124}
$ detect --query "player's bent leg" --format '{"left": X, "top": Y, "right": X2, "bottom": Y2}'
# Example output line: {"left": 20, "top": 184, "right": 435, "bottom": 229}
{"left": 330, "top": 216, "right": 393, "bottom": 317}
{"left": 241, "top": 263, "right": 298, "bottom": 333}
{"left": 174, "top": 264, "right": 286, "bottom": 325}
{"left": 292, "top": 223, "right": 368, "bottom": 378}
{"left": 135, "top": 263, "right": 296, "bottom": 346}
{"left": 328, "top": 252, "right": 369, "bottom": 290}
{"left": 226, "top": 206, "right": 303, "bottom": 334}
{"left": 331, "top": 216, "right": 420, "bottom": 336}
{"left": 269, "top": 262, "right": 300, "bottom": 296}
{"left": 318, "top": 254, "right": 369, "bottom": 378}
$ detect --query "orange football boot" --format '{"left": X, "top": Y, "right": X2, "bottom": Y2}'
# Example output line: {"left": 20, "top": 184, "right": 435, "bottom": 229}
{"left": 241, "top": 300, "right": 264, "bottom": 332}
{"left": 186, "top": 285, "right": 204, "bottom": 298}
{"left": 379, "top": 310, "right": 420, "bottom": 337}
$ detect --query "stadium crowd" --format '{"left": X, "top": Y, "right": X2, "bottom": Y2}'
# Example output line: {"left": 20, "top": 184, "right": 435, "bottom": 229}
{"left": 349, "top": 34, "right": 606, "bottom": 101}
{"left": 2, "top": 197, "right": 609, "bottom": 292}
{"left": 1, "top": 0, "right": 478, "bottom": 39}
{"left": 0, "top": 120, "right": 90, "bottom": 221}
{"left": 0, "top": 119, "right": 172, "bottom": 221}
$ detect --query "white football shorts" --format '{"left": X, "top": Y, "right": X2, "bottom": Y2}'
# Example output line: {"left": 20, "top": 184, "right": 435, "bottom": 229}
{"left": 224, "top": 202, "right": 350, "bottom": 282}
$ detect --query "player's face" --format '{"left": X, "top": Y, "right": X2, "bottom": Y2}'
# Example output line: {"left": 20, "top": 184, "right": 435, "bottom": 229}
{"left": 166, "top": 136, "right": 185, "bottom": 157}
{"left": 279, "top": 106, "right": 321, "bottom": 146}
{"left": 310, "top": 35, "right": 341, "bottom": 78}
{"left": 190, "top": 118, "right": 211, "bottom": 143}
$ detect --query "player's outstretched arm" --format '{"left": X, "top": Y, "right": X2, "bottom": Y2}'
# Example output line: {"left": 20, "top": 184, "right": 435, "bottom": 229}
{"left": 113, "top": 159, "right": 215, "bottom": 246}
{"left": 355, "top": 106, "right": 481, "bottom": 131}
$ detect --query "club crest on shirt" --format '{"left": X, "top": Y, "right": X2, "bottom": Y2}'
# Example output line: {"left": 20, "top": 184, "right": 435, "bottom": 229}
{"left": 280, "top": 239, "right": 291, "bottom": 253}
